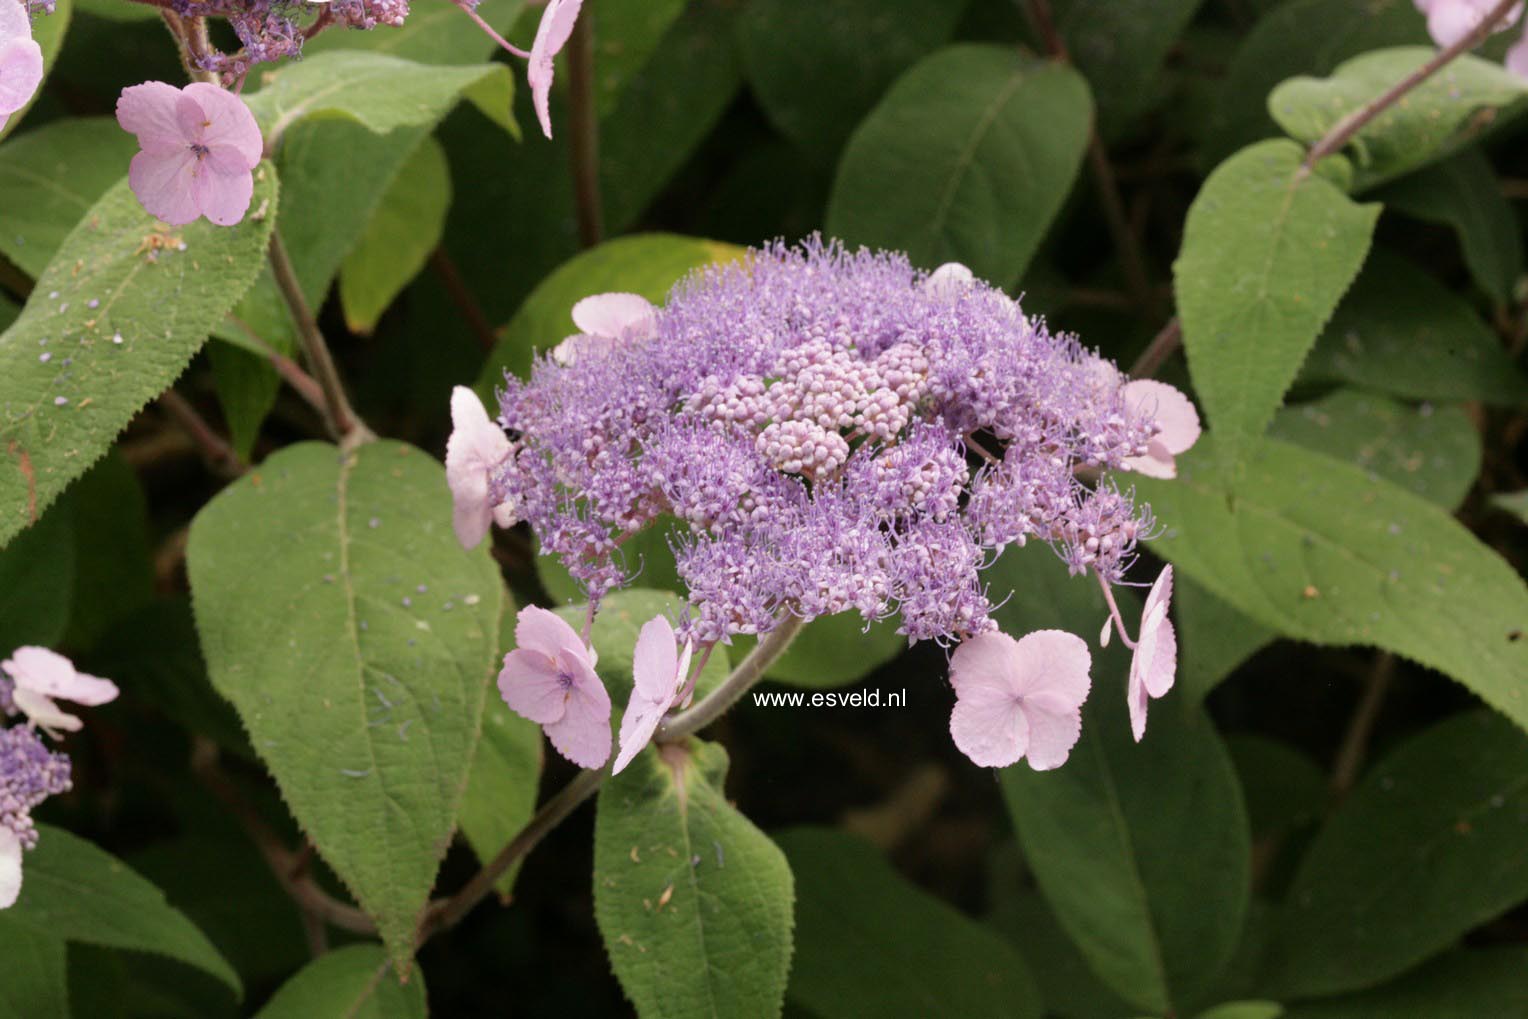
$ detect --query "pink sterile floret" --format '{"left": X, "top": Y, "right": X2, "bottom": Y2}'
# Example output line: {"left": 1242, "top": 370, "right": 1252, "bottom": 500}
{"left": 498, "top": 606, "right": 611, "bottom": 769}
{"left": 611, "top": 615, "right": 692, "bottom": 775}
{"left": 1127, "top": 566, "right": 1177, "bottom": 742}
{"left": 116, "top": 81, "right": 263, "bottom": 226}
{"left": 0, "top": 0, "right": 43, "bottom": 133}
{"left": 949, "top": 629, "right": 1092, "bottom": 771}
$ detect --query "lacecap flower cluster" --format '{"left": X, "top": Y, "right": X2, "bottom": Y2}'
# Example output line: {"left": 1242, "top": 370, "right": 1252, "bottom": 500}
{"left": 448, "top": 240, "right": 1200, "bottom": 773}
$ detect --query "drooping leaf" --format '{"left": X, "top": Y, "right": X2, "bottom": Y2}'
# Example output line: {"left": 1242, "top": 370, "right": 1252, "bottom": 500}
{"left": 0, "top": 493, "right": 72, "bottom": 651}
{"left": 735, "top": 0, "right": 969, "bottom": 166}
{"left": 255, "top": 944, "right": 427, "bottom": 1019}
{"left": 0, "top": 914, "right": 68, "bottom": 1019}
{"left": 777, "top": 827, "right": 1042, "bottom": 1019}
{"left": 9, "top": 826, "right": 241, "bottom": 995}
{"left": 827, "top": 45, "right": 1092, "bottom": 289}
{"left": 1173, "top": 139, "right": 1379, "bottom": 476}
{"left": 0, "top": 0, "right": 71, "bottom": 144}
{"left": 1299, "top": 248, "right": 1528, "bottom": 404}
{"left": 1050, "top": 0, "right": 1206, "bottom": 135}
{"left": 0, "top": 117, "right": 138, "bottom": 278}
{"left": 340, "top": 136, "right": 452, "bottom": 335}
{"left": 1376, "top": 150, "right": 1525, "bottom": 305}
{"left": 1175, "top": 574, "right": 1274, "bottom": 703}
{"left": 1270, "top": 390, "right": 1481, "bottom": 510}
{"left": 0, "top": 166, "right": 278, "bottom": 546}
{"left": 477, "top": 233, "right": 744, "bottom": 391}
{"left": 593, "top": 738, "right": 794, "bottom": 1018}
{"left": 1269, "top": 48, "right": 1528, "bottom": 190}
{"left": 1136, "top": 437, "right": 1528, "bottom": 732}
{"left": 186, "top": 441, "right": 504, "bottom": 968}
{"left": 1264, "top": 712, "right": 1528, "bottom": 997}
{"left": 1280, "top": 947, "right": 1528, "bottom": 1018}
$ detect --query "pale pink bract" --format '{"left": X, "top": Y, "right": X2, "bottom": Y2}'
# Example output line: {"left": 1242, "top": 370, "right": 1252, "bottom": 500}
{"left": 498, "top": 606, "right": 611, "bottom": 769}
{"left": 1127, "top": 566, "right": 1178, "bottom": 742}
{"left": 1121, "top": 379, "right": 1201, "bottom": 479}
{"left": 0, "top": 0, "right": 43, "bottom": 134}
{"left": 446, "top": 386, "right": 515, "bottom": 550}
{"left": 528, "top": 0, "right": 583, "bottom": 139}
{"left": 611, "top": 616, "right": 692, "bottom": 775}
{"left": 948, "top": 630, "right": 1091, "bottom": 770}
{"left": 116, "top": 81, "right": 262, "bottom": 226}
{"left": 1, "top": 646, "right": 120, "bottom": 736}
{"left": 552, "top": 292, "right": 657, "bottom": 366}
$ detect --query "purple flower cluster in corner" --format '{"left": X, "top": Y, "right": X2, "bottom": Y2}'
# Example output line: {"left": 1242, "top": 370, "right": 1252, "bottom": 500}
{"left": 0, "top": 725, "right": 71, "bottom": 854}
{"left": 453, "top": 239, "right": 1203, "bottom": 774}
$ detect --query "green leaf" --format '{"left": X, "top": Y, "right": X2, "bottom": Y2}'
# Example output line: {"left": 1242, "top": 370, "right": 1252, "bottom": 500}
{"left": 304, "top": 0, "right": 524, "bottom": 64}
{"left": 1264, "top": 711, "right": 1528, "bottom": 997}
{"left": 0, "top": 166, "right": 279, "bottom": 547}
{"left": 9, "top": 826, "right": 240, "bottom": 995}
{"left": 458, "top": 588, "right": 542, "bottom": 899}
{"left": 591, "top": 0, "right": 690, "bottom": 117}
{"left": 1196, "top": 1005, "right": 1283, "bottom": 1019}
{"left": 61, "top": 450, "right": 153, "bottom": 649}
{"left": 1492, "top": 489, "right": 1528, "bottom": 524}
{"left": 477, "top": 233, "right": 744, "bottom": 390}
{"left": 1176, "top": 575, "right": 1274, "bottom": 703}
{"left": 986, "top": 882, "right": 1137, "bottom": 1019}
{"left": 1174, "top": 139, "right": 1379, "bottom": 476}
{"left": 1269, "top": 49, "right": 1528, "bottom": 190}
{"left": 1299, "top": 248, "right": 1528, "bottom": 404}
{"left": 989, "top": 552, "right": 1251, "bottom": 1014}
{"left": 1051, "top": 0, "right": 1206, "bottom": 135}
{"left": 1135, "top": 436, "right": 1528, "bottom": 731}
{"left": 1201, "top": 0, "right": 1427, "bottom": 168}
{"left": 207, "top": 341, "right": 277, "bottom": 461}
{"left": 0, "top": 914, "right": 68, "bottom": 1019}
{"left": 735, "top": 0, "right": 968, "bottom": 166}
{"left": 1270, "top": 390, "right": 1481, "bottom": 510}
{"left": 1002, "top": 696, "right": 1251, "bottom": 1014}
{"left": 827, "top": 45, "right": 1092, "bottom": 290}
{"left": 244, "top": 51, "right": 517, "bottom": 142}
{"left": 776, "top": 827, "right": 1042, "bottom": 1019}
{"left": 0, "top": 117, "right": 138, "bottom": 278}
{"left": 1281, "top": 947, "right": 1528, "bottom": 1018}
{"left": 1226, "top": 735, "right": 1327, "bottom": 843}
{"left": 0, "top": 0, "right": 70, "bottom": 144}
{"left": 1376, "top": 150, "right": 1525, "bottom": 305}
{"left": 186, "top": 441, "right": 505, "bottom": 968}
{"left": 340, "top": 136, "right": 452, "bottom": 335}
{"left": 0, "top": 494, "right": 72, "bottom": 651}
{"left": 255, "top": 944, "right": 427, "bottom": 1019}
{"left": 758, "top": 612, "right": 905, "bottom": 690}
{"left": 593, "top": 738, "right": 794, "bottom": 1018}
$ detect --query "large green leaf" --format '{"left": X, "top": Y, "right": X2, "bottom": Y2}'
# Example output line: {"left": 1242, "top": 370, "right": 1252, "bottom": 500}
{"left": 477, "top": 233, "right": 743, "bottom": 390}
{"left": 1226, "top": 735, "right": 1327, "bottom": 844}
{"left": 589, "top": 0, "right": 690, "bottom": 117}
{"left": 827, "top": 45, "right": 1091, "bottom": 289}
{"left": 1136, "top": 437, "right": 1528, "bottom": 731}
{"left": 593, "top": 738, "right": 794, "bottom": 1018}
{"left": 255, "top": 944, "right": 426, "bottom": 1019}
{"left": 0, "top": 0, "right": 70, "bottom": 144}
{"left": 0, "top": 117, "right": 138, "bottom": 278}
{"left": 1175, "top": 574, "right": 1274, "bottom": 703}
{"left": 1299, "top": 248, "right": 1528, "bottom": 404}
{"left": 777, "top": 828, "right": 1042, "bottom": 1019}
{"left": 990, "top": 552, "right": 1250, "bottom": 1015}
{"left": 1270, "top": 390, "right": 1481, "bottom": 510}
{"left": 1269, "top": 48, "right": 1528, "bottom": 190}
{"left": 1051, "top": 0, "right": 1206, "bottom": 134}
{"left": 986, "top": 881, "right": 1137, "bottom": 1019}
{"left": 1201, "top": 0, "right": 1426, "bottom": 167}
{"left": 186, "top": 441, "right": 504, "bottom": 967}
{"left": 734, "top": 0, "right": 968, "bottom": 166}
{"left": 0, "top": 914, "right": 67, "bottom": 1019}
{"left": 1281, "top": 947, "right": 1528, "bottom": 1018}
{"left": 9, "top": 826, "right": 240, "bottom": 995}
{"left": 0, "top": 166, "right": 278, "bottom": 546}
{"left": 1264, "top": 712, "right": 1528, "bottom": 997}
{"left": 339, "top": 135, "right": 452, "bottom": 335}
{"left": 1377, "top": 150, "right": 1525, "bottom": 305}
{"left": 1173, "top": 139, "right": 1379, "bottom": 476}
{"left": 0, "top": 494, "right": 72, "bottom": 650}
{"left": 243, "top": 51, "right": 516, "bottom": 141}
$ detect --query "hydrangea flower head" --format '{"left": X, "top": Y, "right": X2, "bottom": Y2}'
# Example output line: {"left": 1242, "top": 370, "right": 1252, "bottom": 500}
{"left": 1, "top": 646, "right": 119, "bottom": 737}
{"left": 528, "top": 0, "right": 583, "bottom": 139}
{"left": 480, "top": 240, "right": 1188, "bottom": 769}
{"left": 612, "top": 616, "right": 692, "bottom": 775}
{"left": 446, "top": 386, "right": 516, "bottom": 549}
{"left": 498, "top": 606, "right": 611, "bottom": 768}
{"left": 116, "top": 81, "right": 262, "bottom": 227}
{"left": 0, "top": 0, "right": 44, "bottom": 133}
{"left": 0, "top": 725, "right": 72, "bottom": 908}
{"left": 949, "top": 630, "right": 1091, "bottom": 770}
{"left": 1127, "top": 566, "right": 1177, "bottom": 741}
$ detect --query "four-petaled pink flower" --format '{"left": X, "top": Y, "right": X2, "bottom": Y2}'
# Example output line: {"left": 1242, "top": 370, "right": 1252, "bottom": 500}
{"left": 1121, "top": 380, "right": 1201, "bottom": 479}
{"left": 446, "top": 386, "right": 516, "bottom": 550}
{"left": 498, "top": 606, "right": 611, "bottom": 769}
{"left": 0, "top": 0, "right": 43, "bottom": 134}
{"left": 949, "top": 630, "right": 1092, "bottom": 770}
{"left": 611, "top": 616, "right": 692, "bottom": 775}
{"left": 551, "top": 292, "right": 657, "bottom": 366}
{"left": 1127, "top": 566, "right": 1177, "bottom": 742}
{"left": 116, "top": 81, "right": 263, "bottom": 227}
{"left": 1, "top": 646, "right": 119, "bottom": 736}
{"left": 528, "top": 0, "right": 583, "bottom": 139}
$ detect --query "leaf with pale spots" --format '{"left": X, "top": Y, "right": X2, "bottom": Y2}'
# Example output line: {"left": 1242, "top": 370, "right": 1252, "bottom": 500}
{"left": 593, "top": 737, "right": 794, "bottom": 1018}
{"left": 1136, "top": 436, "right": 1528, "bottom": 732}
{"left": 0, "top": 165, "right": 278, "bottom": 546}
{"left": 186, "top": 440, "right": 504, "bottom": 969}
